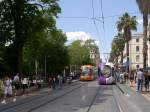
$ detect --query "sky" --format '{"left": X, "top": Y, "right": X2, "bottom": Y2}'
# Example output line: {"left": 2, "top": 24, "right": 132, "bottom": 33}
{"left": 56, "top": 0, "right": 144, "bottom": 60}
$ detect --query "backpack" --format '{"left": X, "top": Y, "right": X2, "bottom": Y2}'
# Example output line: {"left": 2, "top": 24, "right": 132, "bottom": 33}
{"left": 13, "top": 76, "right": 19, "bottom": 84}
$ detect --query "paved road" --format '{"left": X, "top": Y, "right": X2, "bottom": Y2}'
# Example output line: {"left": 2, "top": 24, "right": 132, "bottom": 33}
{"left": 0, "top": 81, "right": 150, "bottom": 112}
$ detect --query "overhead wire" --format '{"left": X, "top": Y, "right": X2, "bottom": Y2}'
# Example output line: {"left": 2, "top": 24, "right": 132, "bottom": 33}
{"left": 99, "top": 0, "right": 107, "bottom": 57}
{"left": 91, "top": 0, "right": 105, "bottom": 51}
{"left": 57, "top": 12, "right": 141, "bottom": 19}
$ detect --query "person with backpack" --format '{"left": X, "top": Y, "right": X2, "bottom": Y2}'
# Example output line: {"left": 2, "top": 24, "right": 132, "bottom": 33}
{"left": 13, "top": 73, "right": 20, "bottom": 102}
{"left": 1, "top": 76, "right": 13, "bottom": 104}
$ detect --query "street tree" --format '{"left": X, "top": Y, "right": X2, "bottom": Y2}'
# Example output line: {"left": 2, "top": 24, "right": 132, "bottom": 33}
{"left": 0, "top": 0, "right": 61, "bottom": 75}
{"left": 68, "top": 40, "right": 92, "bottom": 67}
{"left": 84, "top": 39, "right": 100, "bottom": 65}
{"left": 23, "top": 29, "right": 69, "bottom": 76}
{"left": 110, "top": 38, "right": 120, "bottom": 66}
{"left": 117, "top": 12, "right": 137, "bottom": 72}
{"left": 136, "top": 0, "right": 150, "bottom": 68}
{"left": 115, "top": 33, "right": 125, "bottom": 65}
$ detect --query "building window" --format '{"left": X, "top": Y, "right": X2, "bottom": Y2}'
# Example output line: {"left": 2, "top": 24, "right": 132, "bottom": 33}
{"left": 136, "top": 46, "right": 139, "bottom": 52}
{"left": 136, "top": 65, "right": 139, "bottom": 69}
{"left": 136, "top": 39, "right": 139, "bottom": 42}
{"left": 136, "top": 55, "right": 140, "bottom": 62}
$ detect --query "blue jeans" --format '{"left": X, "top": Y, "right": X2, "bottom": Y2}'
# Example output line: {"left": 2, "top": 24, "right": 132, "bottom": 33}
{"left": 138, "top": 79, "right": 143, "bottom": 91}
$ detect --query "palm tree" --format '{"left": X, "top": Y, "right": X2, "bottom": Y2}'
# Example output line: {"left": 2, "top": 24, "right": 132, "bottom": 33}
{"left": 117, "top": 12, "right": 137, "bottom": 73}
{"left": 110, "top": 34, "right": 125, "bottom": 67}
{"left": 115, "top": 33, "right": 125, "bottom": 66}
{"left": 136, "top": 0, "right": 150, "bottom": 68}
{"left": 110, "top": 37, "right": 120, "bottom": 67}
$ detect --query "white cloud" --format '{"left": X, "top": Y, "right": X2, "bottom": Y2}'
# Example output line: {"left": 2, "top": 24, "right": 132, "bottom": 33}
{"left": 65, "top": 31, "right": 100, "bottom": 47}
{"left": 66, "top": 31, "right": 91, "bottom": 42}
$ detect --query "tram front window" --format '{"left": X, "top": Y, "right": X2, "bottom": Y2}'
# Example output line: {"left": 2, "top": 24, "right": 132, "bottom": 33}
{"left": 82, "top": 67, "right": 90, "bottom": 75}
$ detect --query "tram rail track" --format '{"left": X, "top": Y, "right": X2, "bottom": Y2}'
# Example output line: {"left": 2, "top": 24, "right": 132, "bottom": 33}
{"left": 85, "top": 85, "right": 124, "bottom": 112}
{"left": 86, "top": 86, "right": 101, "bottom": 112}
{"left": 113, "top": 85, "right": 124, "bottom": 112}
{"left": 1, "top": 82, "right": 125, "bottom": 112}
{"left": 0, "top": 81, "right": 88, "bottom": 112}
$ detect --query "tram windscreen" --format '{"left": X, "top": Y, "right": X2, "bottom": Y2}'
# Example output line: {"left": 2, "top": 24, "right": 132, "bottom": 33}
{"left": 101, "top": 65, "right": 111, "bottom": 78}
{"left": 82, "top": 67, "right": 91, "bottom": 76}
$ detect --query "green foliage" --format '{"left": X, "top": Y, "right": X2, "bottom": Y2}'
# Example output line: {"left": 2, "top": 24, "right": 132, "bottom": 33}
{"left": 67, "top": 39, "right": 98, "bottom": 67}
{"left": 83, "top": 39, "right": 100, "bottom": 65}
{"left": 0, "top": 0, "right": 61, "bottom": 75}
{"left": 23, "top": 29, "right": 69, "bottom": 75}
{"left": 109, "top": 33, "right": 125, "bottom": 63}
{"left": 117, "top": 12, "right": 137, "bottom": 41}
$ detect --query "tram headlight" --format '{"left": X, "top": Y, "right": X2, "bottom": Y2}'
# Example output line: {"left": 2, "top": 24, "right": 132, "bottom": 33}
{"left": 81, "top": 76, "right": 84, "bottom": 78}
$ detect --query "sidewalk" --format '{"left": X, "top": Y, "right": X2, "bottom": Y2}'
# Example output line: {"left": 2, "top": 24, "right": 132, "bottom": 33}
{"left": 0, "top": 83, "right": 48, "bottom": 104}
{"left": 0, "top": 79, "right": 79, "bottom": 105}
{"left": 122, "top": 80, "right": 150, "bottom": 101}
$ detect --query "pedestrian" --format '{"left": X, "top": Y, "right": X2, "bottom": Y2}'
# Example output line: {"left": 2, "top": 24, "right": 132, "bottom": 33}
{"left": 124, "top": 72, "right": 128, "bottom": 83}
{"left": 129, "top": 70, "right": 134, "bottom": 87}
{"left": 58, "top": 75, "right": 63, "bottom": 89}
{"left": 48, "top": 76, "right": 52, "bottom": 88}
{"left": 13, "top": 73, "right": 20, "bottom": 102}
{"left": 119, "top": 72, "right": 124, "bottom": 84}
{"left": 137, "top": 69, "right": 144, "bottom": 92}
{"left": 52, "top": 77, "right": 56, "bottom": 89}
{"left": 1, "top": 76, "right": 13, "bottom": 104}
{"left": 135, "top": 71, "right": 137, "bottom": 84}
{"left": 144, "top": 70, "right": 149, "bottom": 92}
{"left": 21, "top": 77, "right": 29, "bottom": 95}
{"left": 37, "top": 78, "right": 42, "bottom": 89}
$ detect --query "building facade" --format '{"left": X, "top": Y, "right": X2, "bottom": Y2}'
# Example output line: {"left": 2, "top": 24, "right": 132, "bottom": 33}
{"left": 123, "top": 33, "right": 143, "bottom": 70}
{"left": 147, "top": 26, "right": 150, "bottom": 67}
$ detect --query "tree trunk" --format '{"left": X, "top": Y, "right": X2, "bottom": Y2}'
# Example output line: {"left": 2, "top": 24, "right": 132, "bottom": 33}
{"left": 116, "top": 56, "right": 118, "bottom": 68}
{"left": 8, "top": 0, "right": 24, "bottom": 76}
{"left": 143, "top": 13, "right": 148, "bottom": 69}
{"left": 126, "top": 41, "right": 129, "bottom": 73}
{"left": 16, "top": 46, "right": 23, "bottom": 76}
{"left": 121, "top": 52, "right": 123, "bottom": 66}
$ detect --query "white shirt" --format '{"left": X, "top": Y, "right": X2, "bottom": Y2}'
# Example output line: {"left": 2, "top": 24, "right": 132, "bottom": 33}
{"left": 14, "top": 75, "right": 19, "bottom": 82}
{"left": 137, "top": 71, "right": 144, "bottom": 80}
{"left": 22, "top": 78, "right": 28, "bottom": 84}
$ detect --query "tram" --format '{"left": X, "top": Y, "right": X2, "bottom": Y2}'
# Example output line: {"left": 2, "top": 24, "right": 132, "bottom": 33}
{"left": 80, "top": 65, "right": 96, "bottom": 81}
{"left": 98, "top": 62, "right": 116, "bottom": 85}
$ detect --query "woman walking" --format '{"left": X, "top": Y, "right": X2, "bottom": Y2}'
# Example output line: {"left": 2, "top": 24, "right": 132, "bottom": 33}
{"left": 130, "top": 70, "right": 134, "bottom": 87}
{"left": 1, "top": 76, "right": 13, "bottom": 104}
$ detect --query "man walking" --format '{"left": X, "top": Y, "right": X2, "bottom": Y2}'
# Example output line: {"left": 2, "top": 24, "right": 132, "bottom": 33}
{"left": 137, "top": 69, "right": 144, "bottom": 92}
{"left": 13, "top": 73, "right": 20, "bottom": 102}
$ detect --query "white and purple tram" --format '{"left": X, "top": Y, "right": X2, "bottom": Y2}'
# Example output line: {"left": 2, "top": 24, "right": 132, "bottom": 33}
{"left": 98, "top": 62, "right": 116, "bottom": 85}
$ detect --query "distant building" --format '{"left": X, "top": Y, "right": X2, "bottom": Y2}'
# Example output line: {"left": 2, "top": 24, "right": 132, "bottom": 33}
{"left": 147, "top": 26, "right": 150, "bottom": 67}
{"left": 122, "top": 33, "right": 143, "bottom": 70}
